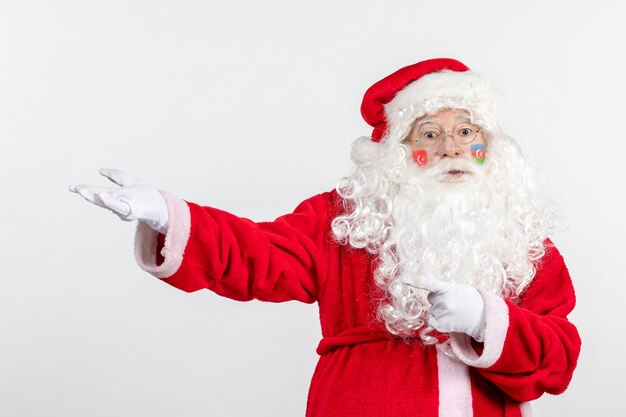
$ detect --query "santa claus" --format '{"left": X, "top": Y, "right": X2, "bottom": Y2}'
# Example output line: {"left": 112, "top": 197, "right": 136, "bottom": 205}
{"left": 70, "top": 58, "right": 581, "bottom": 417}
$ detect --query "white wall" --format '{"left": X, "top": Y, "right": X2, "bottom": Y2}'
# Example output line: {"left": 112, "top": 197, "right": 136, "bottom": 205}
{"left": 1, "top": 1, "right": 623, "bottom": 416}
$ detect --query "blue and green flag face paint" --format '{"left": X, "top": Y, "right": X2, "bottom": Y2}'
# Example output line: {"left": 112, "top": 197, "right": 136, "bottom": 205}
{"left": 471, "top": 144, "right": 486, "bottom": 164}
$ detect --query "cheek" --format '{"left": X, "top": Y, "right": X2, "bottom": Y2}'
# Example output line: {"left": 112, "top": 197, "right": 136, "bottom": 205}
{"left": 412, "top": 149, "right": 429, "bottom": 167}
{"left": 470, "top": 144, "right": 486, "bottom": 164}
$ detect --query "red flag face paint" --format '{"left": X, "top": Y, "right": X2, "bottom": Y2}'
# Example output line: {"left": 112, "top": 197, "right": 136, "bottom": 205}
{"left": 471, "top": 144, "right": 486, "bottom": 165}
{"left": 412, "top": 149, "right": 429, "bottom": 167}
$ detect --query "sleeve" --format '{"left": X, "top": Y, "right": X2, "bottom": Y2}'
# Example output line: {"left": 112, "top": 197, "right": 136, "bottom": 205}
{"left": 133, "top": 191, "right": 334, "bottom": 304}
{"left": 449, "top": 241, "right": 581, "bottom": 402}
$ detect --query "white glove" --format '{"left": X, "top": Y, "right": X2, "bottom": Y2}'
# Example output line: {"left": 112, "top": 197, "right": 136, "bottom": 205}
{"left": 409, "top": 277, "right": 486, "bottom": 342}
{"left": 69, "top": 168, "right": 169, "bottom": 234}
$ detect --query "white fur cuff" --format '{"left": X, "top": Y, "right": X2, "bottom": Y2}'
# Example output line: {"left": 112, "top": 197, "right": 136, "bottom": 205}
{"left": 134, "top": 191, "right": 191, "bottom": 279}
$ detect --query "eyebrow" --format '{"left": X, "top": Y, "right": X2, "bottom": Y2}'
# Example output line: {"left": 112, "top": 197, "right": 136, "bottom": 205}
{"left": 455, "top": 113, "right": 471, "bottom": 122}
{"left": 415, "top": 115, "right": 472, "bottom": 127}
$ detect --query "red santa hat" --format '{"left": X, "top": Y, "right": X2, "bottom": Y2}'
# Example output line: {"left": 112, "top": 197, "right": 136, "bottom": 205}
{"left": 361, "top": 58, "right": 502, "bottom": 142}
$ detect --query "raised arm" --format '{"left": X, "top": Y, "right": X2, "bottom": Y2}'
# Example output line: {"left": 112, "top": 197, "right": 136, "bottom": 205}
{"left": 134, "top": 191, "right": 334, "bottom": 303}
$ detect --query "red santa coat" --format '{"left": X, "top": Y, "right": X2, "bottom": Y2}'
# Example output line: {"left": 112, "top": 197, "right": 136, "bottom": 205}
{"left": 134, "top": 190, "right": 581, "bottom": 417}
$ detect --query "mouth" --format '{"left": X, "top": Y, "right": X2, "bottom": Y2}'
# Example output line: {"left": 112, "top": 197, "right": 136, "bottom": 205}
{"left": 448, "top": 169, "right": 466, "bottom": 176}
{"left": 440, "top": 169, "right": 470, "bottom": 183}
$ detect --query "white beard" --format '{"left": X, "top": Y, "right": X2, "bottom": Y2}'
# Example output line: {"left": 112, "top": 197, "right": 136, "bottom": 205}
{"left": 384, "top": 157, "right": 513, "bottom": 293}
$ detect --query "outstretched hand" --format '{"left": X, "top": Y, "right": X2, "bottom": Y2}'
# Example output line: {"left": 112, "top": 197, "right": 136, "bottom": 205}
{"left": 407, "top": 276, "right": 486, "bottom": 342}
{"left": 69, "top": 168, "right": 170, "bottom": 234}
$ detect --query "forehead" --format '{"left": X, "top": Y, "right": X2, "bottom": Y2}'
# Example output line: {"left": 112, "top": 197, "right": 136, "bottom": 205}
{"left": 415, "top": 108, "right": 472, "bottom": 126}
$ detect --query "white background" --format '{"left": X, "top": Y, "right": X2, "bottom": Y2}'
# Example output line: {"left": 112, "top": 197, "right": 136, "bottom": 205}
{"left": 1, "top": 1, "right": 624, "bottom": 416}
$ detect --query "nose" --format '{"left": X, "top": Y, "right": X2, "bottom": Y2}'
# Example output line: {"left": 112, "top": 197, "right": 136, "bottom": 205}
{"left": 437, "top": 134, "right": 463, "bottom": 158}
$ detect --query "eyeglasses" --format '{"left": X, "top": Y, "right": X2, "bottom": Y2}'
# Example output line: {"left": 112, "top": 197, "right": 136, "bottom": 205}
{"left": 410, "top": 123, "right": 482, "bottom": 149}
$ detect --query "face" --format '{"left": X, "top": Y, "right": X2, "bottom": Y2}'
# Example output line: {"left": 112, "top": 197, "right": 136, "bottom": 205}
{"left": 405, "top": 108, "right": 487, "bottom": 182}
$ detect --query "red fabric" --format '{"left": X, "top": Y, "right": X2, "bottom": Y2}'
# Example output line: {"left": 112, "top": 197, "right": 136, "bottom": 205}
{"left": 155, "top": 191, "right": 580, "bottom": 416}
{"left": 477, "top": 248, "right": 581, "bottom": 401}
{"left": 360, "top": 58, "right": 470, "bottom": 142}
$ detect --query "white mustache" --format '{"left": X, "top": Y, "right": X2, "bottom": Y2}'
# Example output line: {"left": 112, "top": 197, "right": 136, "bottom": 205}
{"left": 422, "top": 158, "right": 480, "bottom": 179}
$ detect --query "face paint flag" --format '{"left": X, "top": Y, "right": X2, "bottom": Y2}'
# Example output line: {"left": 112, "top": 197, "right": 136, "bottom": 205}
{"left": 471, "top": 144, "right": 486, "bottom": 164}
{"left": 413, "top": 149, "right": 428, "bottom": 167}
